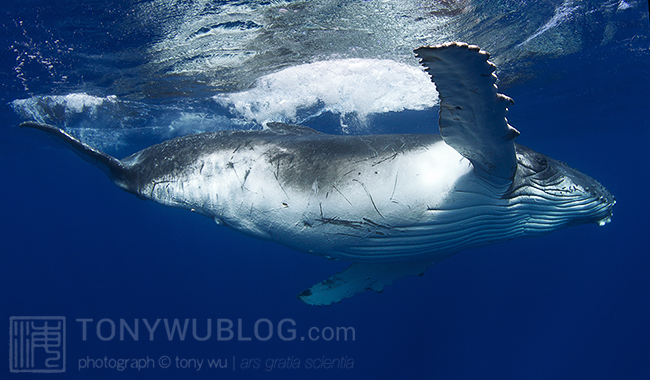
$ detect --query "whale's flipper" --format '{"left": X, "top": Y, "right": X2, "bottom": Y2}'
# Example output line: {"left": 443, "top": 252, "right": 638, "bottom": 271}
{"left": 298, "top": 255, "right": 453, "bottom": 306}
{"left": 20, "top": 122, "right": 130, "bottom": 191}
{"left": 414, "top": 42, "right": 520, "bottom": 185}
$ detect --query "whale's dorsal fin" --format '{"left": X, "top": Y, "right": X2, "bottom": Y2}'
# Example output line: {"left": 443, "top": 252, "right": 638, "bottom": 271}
{"left": 265, "top": 122, "right": 323, "bottom": 135}
{"left": 414, "top": 42, "right": 519, "bottom": 185}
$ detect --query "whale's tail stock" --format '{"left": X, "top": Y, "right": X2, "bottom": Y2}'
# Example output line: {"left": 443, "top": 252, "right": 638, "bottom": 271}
{"left": 20, "top": 121, "right": 133, "bottom": 194}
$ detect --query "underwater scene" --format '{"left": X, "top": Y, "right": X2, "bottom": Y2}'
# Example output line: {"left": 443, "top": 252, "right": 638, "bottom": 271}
{"left": 1, "top": 0, "right": 649, "bottom": 378}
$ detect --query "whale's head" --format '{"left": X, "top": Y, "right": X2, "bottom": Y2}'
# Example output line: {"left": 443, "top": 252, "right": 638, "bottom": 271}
{"left": 507, "top": 145, "right": 615, "bottom": 232}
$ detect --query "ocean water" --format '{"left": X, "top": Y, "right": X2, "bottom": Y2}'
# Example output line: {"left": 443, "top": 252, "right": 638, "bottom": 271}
{"left": 1, "top": 1, "right": 649, "bottom": 379}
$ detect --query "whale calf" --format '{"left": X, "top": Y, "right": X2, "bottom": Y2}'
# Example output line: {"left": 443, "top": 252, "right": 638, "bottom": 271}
{"left": 22, "top": 42, "right": 615, "bottom": 305}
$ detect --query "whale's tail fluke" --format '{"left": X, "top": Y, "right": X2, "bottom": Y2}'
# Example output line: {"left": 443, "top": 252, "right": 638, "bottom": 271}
{"left": 20, "top": 122, "right": 132, "bottom": 192}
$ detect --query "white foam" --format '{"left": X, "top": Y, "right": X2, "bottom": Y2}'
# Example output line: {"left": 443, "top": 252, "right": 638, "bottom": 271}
{"left": 214, "top": 58, "right": 438, "bottom": 128}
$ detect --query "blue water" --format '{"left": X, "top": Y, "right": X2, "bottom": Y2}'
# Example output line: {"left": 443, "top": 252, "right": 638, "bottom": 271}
{"left": 2, "top": 1, "right": 649, "bottom": 379}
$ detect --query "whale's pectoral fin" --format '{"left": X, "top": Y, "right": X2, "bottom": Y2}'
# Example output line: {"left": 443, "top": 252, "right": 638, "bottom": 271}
{"left": 20, "top": 122, "right": 130, "bottom": 190}
{"left": 298, "top": 255, "right": 452, "bottom": 306}
{"left": 414, "top": 42, "right": 519, "bottom": 186}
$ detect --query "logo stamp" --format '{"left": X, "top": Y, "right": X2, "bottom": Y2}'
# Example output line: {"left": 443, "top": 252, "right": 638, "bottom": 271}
{"left": 9, "top": 316, "right": 66, "bottom": 373}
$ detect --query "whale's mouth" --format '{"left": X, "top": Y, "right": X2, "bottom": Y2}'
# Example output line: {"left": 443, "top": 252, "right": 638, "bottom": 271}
{"left": 515, "top": 180, "right": 616, "bottom": 229}
{"left": 596, "top": 198, "right": 616, "bottom": 226}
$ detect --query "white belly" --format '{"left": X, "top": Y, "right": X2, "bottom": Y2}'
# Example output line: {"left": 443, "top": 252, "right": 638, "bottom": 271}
{"left": 142, "top": 139, "right": 512, "bottom": 261}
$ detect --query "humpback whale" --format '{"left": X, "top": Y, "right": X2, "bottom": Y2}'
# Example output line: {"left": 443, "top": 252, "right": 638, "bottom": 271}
{"left": 21, "top": 42, "right": 615, "bottom": 305}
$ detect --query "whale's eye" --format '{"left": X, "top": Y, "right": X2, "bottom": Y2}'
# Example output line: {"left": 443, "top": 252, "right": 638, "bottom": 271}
{"left": 518, "top": 150, "right": 549, "bottom": 174}
{"left": 535, "top": 155, "right": 548, "bottom": 171}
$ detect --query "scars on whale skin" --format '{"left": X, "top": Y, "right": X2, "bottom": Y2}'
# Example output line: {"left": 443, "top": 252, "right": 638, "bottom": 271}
{"left": 21, "top": 42, "right": 615, "bottom": 306}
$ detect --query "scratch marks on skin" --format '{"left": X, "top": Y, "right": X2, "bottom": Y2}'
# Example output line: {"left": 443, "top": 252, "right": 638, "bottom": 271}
{"left": 269, "top": 151, "right": 294, "bottom": 200}
{"left": 372, "top": 151, "right": 399, "bottom": 167}
{"left": 390, "top": 172, "right": 399, "bottom": 203}
{"left": 276, "top": 178, "right": 290, "bottom": 199}
{"left": 149, "top": 179, "right": 174, "bottom": 199}
{"left": 352, "top": 179, "right": 384, "bottom": 219}
{"left": 231, "top": 139, "right": 253, "bottom": 157}
{"left": 241, "top": 169, "right": 251, "bottom": 190}
{"left": 341, "top": 168, "right": 357, "bottom": 178}
{"left": 273, "top": 160, "right": 291, "bottom": 199}
{"left": 362, "top": 137, "right": 379, "bottom": 158}
{"left": 316, "top": 216, "right": 391, "bottom": 236}
{"left": 361, "top": 218, "right": 383, "bottom": 228}
{"left": 317, "top": 216, "right": 385, "bottom": 229}
{"left": 273, "top": 162, "right": 290, "bottom": 200}
{"left": 225, "top": 158, "right": 254, "bottom": 193}
{"left": 227, "top": 162, "right": 243, "bottom": 189}
{"left": 332, "top": 185, "right": 353, "bottom": 206}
